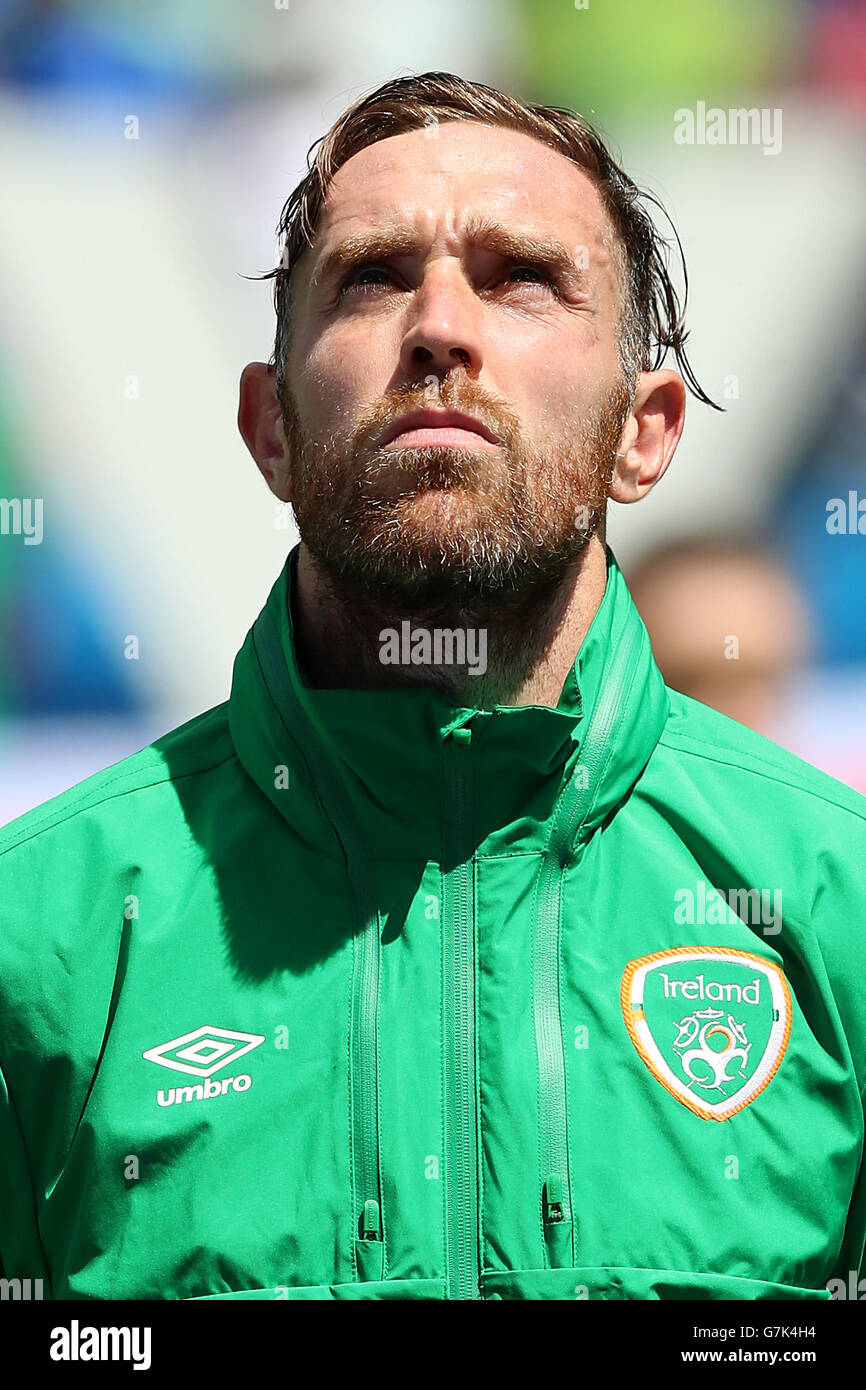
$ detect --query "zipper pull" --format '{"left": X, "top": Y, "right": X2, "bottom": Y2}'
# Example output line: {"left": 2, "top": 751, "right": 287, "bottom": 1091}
{"left": 360, "top": 1198, "right": 381, "bottom": 1241}
{"left": 355, "top": 1197, "right": 384, "bottom": 1282}
{"left": 452, "top": 726, "right": 472, "bottom": 747}
{"left": 542, "top": 1173, "right": 574, "bottom": 1267}
{"left": 544, "top": 1173, "right": 564, "bottom": 1224}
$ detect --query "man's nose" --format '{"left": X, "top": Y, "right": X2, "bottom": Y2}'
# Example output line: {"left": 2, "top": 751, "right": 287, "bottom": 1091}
{"left": 398, "top": 264, "right": 484, "bottom": 377}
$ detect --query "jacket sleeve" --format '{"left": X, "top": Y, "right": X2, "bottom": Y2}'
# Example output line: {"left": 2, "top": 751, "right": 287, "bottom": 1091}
{"left": 829, "top": 1084, "right": 866, "bottom": 1296}
{"left": 809, "top": 807, "right": 866, "bottom": 1295}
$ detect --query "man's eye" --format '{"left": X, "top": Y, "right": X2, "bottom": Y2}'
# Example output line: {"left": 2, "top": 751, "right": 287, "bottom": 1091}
{"left": 336, "top": 262, "right": 557, "bottom": 301}
{"left": 505, "top": 264, "right": 555, "bottom": 290}
{"left": 339, "top": 266, "right": 394, "bottom": 296}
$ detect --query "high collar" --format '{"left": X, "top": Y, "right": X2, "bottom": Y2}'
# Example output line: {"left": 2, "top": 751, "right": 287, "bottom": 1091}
{"left": 228, "top": 544, "right": 669, "bottom": 864}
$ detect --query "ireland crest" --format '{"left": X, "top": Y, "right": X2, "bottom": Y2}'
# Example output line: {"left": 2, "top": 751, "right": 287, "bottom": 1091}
{"left": 621, "top": 947, "right": 792, "bottom": 1121}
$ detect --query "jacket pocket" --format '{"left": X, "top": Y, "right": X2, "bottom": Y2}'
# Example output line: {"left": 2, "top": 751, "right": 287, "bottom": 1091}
{"left": 480, "top": 1266, "right": 833, "bottom": 1300}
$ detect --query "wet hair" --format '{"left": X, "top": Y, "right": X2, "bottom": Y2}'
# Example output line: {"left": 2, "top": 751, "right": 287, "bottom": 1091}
{"left": 257, "top": 70, "right": 721, "bottom": 411}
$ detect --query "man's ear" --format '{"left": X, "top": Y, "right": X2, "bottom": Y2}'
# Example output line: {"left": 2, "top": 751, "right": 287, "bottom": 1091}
{"left": 238, "top": 362, "right": 292, "bottom": 503}
{"left": 608, "top": 369, "right": 686, "bottom": 504}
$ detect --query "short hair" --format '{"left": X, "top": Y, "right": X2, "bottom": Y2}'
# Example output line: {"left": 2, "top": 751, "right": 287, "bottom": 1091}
{"left": 258, "top": 70, "right": 720, "bottom": 411}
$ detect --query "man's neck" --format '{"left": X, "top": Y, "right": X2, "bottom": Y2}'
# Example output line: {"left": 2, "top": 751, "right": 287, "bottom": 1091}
{"left": 291, "top": 537, "right": 609, "bottom": 709}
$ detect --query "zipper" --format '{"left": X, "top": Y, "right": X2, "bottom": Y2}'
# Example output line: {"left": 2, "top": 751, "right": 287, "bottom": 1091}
{"left": 534, "top": 842, "right": 575, "bottom": 1266}
{"left": 351, "top": 904, "right": 384, "bottom": 1281}
{"left": 442, "top": 724, "right": 480, "bottom": 1299}
{"left": 533, "top": 621, "right": 642, "bottom": 1267}
{"left": 250, "top": 611, "right": 386, "bottom": 1282}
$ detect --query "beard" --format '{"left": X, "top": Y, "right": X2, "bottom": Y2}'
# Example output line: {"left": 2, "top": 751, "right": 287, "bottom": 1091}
{"left": 281, "top": 371, "right": 632, "bottom": 612}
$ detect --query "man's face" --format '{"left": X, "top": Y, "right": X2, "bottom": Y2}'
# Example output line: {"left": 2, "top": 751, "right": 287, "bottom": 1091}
{"left": 283, "top": 120, "right": 633, "bottom": 603}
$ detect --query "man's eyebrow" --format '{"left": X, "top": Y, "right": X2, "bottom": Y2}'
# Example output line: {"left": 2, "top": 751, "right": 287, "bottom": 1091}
{"left": 462, "top": 213, "right": 587, "bottom": 284}
{"left": 311, "top": 215, "right": 589, "bottom": 290}
{"left": 313, "top": 225, "right": 420, "bottom": 286}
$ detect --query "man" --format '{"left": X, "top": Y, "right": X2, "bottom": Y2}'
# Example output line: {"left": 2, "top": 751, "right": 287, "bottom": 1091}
{"left": 1, "top": 71, "right": 865, "bottom": 1302}
{"left": 627, "top": 537, "right": 811, "bottom": 738}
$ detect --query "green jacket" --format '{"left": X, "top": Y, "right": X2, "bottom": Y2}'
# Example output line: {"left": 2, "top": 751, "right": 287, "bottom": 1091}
{"left": 2, "top": 546, "right": 865, "bottom": 1301}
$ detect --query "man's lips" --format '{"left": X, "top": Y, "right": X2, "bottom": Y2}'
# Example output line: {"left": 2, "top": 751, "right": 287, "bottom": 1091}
{"left": 379, "top": 410, "right": 501, "bottom": 451}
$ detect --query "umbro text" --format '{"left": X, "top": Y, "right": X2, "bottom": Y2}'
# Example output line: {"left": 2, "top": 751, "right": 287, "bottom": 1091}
{"left": 156, "top": 1073, "right": 252, "bottom": 1106}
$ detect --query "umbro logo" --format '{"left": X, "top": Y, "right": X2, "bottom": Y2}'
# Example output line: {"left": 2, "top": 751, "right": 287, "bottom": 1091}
{"left": 143, "top": 1026, "right": 265, "bottom": 1108}
{"left": 143, "top": 1025, "right": 265, "bottom": 1077}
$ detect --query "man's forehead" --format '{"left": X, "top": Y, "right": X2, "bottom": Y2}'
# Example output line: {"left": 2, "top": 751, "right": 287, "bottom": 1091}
{"left": 317, "top": 121, "right": 610, "bottom": 245}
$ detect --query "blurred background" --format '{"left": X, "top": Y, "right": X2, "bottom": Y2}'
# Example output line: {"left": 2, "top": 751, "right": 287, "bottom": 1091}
{"left": 1, "top": 0, "right": 865, "bottom": 822}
